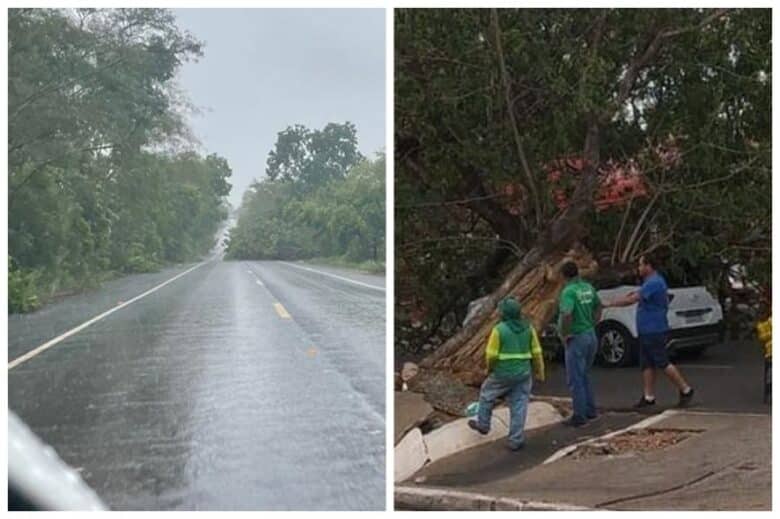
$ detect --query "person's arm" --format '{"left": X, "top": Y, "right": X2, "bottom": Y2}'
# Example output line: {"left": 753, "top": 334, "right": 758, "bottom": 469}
{"left": 530, "top": 328, "right": 545, "bottom": 382}
{"left": 485, "top": 327, "right": 501, "bottom": 373}
{"left": 560, "top": 312, "right": 573, "bottom": 341}
{"left": 604, "top": 290, "right": 640, "bottom": 308}
{"left": 559, "top": 289, "right": 574, "bottom": 342}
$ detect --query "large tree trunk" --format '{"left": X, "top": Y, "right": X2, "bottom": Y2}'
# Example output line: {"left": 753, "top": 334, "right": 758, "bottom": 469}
{"left": 420, "top": 119, "right": 603, "bottom": 385}
{"left": 420, "top": 244, "right": 597, "bottom": 385}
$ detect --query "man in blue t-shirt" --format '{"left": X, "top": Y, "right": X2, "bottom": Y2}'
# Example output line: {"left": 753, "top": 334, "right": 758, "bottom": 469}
{"left": 604, "top": 254, "right": 694, "bottom": 408}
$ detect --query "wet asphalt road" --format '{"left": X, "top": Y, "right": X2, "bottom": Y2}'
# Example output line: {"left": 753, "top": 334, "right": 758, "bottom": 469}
{"left": 8, "top": 257, "right": 386, "bottom": 510}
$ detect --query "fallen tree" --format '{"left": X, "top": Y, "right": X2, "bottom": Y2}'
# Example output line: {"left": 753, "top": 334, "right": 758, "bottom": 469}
{"left": 421, "top": 246, "right": 597, "bottom": 384}
{"left": 396, "top": 8, "right": 770, "bottom": 387}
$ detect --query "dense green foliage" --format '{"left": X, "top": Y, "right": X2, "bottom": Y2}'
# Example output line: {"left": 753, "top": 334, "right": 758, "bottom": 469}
{"left": 396, "top": 8, "right": 771, "bottom": 340}
{"left": 9, "top": 9, "right": 232, "bottom": 313}
{"left": 226, "top": 123, "right": 385, "bottom": 265}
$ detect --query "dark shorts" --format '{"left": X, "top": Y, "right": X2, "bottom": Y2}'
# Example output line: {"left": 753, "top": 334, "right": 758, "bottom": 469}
{"left": 639, "top": 333, "right": 670, "bottom": 369}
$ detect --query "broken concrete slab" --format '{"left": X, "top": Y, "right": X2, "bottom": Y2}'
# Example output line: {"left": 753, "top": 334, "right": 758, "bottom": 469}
{"left": 395, "top": 428, "right": 427, "bottom": 483}
{"left": 424, "top": 413, "right": 509, "bottom": 465}
{"left": 424, "top": 401, "right": 563, "bottom": 466}
{"left": 395, "top": 391, "right": 435, "bottom": 444}
{"left": 395, "top": 401, "right": 565, "bottom": 483}
{"left": 490, "top": 401, "right": 563, "bottom": 431}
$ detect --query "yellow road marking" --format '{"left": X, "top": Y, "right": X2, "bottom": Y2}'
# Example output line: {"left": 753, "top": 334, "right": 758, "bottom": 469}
{"left": 273, "top": 302, "right": 292, "bottom": 319}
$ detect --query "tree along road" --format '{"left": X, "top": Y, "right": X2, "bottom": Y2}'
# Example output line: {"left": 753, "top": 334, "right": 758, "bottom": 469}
{"left": 8, "top": 257, "right": 386, "bottom": 510}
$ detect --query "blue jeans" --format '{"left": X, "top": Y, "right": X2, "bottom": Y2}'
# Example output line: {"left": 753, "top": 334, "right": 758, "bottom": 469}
{"left": 477, "top": 371, "right": 533, "bottom": 448}
{"left": 565, "top": 330, "right": 598, "bottom": 421}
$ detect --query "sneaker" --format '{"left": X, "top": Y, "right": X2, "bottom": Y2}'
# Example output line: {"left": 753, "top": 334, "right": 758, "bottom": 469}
{"left": 563, "top": 416, "right": 587, "bottom": 428}
{"left": 633, "top": 396, "right": 656, "bottom": 409}
{"left": 507, "top": 442, "right": 525, "bottom": 452}
{"left": 678, "top": 388, "right": 694, "bottom": 408}
{"left": 586, "top": 413, "right": 599, "bottom": 421}
{"left": 467, "top": 419, "right": 489, "bottom": 435}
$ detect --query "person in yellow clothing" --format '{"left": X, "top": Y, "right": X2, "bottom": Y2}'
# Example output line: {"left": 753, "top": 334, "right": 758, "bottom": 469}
{"left": 756, "top": 306, "right": 771, "bottom": 403}
{"left": 467, "top": 296, "right": 545, "bottom": 451}
{"left": 756, "top": 315, "right": 772, "bottom": 359}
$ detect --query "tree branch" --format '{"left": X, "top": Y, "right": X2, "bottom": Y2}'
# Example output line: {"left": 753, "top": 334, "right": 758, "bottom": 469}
{"left": 397, "top": 192, "right": 507, "bottom": 210}
{"left": 9, "top": 143, "right": 118, "bottom": 198}
{"left": 621, "top": 190, "right": 660, "bottom": 263}
{"left": 611, "top": 194, "right": 635, "bottom": 265}
{"left": 491, "top": 8, "right": 541, "bottom": 228}
{"left": 400, "top": 235, "right": 526, "bottom": 259}
{"left": 632, "top": 229, "right": 674, "bottom": 261}
{"left": 400, "top": 135, "right": 529, "bottom": 248}
{"left": 607, "top": 8, "right": 732, "bottom": 121}
{"left": 9, "top": 56, "right": 126, "bottom": 122}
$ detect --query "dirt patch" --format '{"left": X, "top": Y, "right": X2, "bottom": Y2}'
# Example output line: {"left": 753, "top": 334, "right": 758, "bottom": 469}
{"left": 570, "top": 428, "right": 703, "bottom": 460}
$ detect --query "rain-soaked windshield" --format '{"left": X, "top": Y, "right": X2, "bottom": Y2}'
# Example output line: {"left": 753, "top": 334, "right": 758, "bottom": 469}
{"left": 8, "top": 7, "right": 386, "bottom": 511}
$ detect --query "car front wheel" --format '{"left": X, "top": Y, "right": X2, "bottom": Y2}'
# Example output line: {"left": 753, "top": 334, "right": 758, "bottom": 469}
{"left": 597, "top": 322, "right": 636, "bottom": 367}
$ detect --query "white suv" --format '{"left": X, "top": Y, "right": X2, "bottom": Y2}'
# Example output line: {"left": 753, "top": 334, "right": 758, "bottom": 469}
{"left": 542, "top": 285, "right": 725, "bottom": 367}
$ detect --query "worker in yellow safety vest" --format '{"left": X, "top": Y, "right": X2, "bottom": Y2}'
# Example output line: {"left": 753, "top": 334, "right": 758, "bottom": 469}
{"left": 467, "top": 297, "right": 545, "bottom": 451}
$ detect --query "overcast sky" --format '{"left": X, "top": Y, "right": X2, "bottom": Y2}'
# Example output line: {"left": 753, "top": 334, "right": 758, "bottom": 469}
{"left": 173, "top": 9, "right": 385, "bottom": 207}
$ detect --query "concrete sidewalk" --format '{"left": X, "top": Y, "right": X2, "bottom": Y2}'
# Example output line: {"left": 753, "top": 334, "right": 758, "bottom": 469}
{"left": 397, "top": 410, "right": 771, "bottom": 510}
{"left": 395, "top": 401, "right": 565, "bottom": 482}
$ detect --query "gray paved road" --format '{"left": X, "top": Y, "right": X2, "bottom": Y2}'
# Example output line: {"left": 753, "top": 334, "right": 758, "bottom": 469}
{"left": 537, "top": 338, "right": 769, "bottom": 414}
{"left": 8, "top": 257, "right": 386, "bottom": 510}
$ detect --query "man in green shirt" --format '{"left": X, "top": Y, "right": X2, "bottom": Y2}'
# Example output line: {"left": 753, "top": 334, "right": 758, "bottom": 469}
{"left": 558, "top": 261, "right": 602, "bottom": 427}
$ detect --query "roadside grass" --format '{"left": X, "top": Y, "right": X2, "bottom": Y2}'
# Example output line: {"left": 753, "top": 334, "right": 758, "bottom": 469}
{"left": 9, "top": 259, "right": 205, "bottom": 315}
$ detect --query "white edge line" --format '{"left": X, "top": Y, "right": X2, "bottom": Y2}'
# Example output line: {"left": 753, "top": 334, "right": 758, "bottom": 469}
{"left": 279, "top": 262, "right": 385, "bottom": 292}
{"left": 8, "top": 260, "right": 210, "bottom": 370}
{"left": 542, "top": 409, "right": 679, "bottom": 465}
